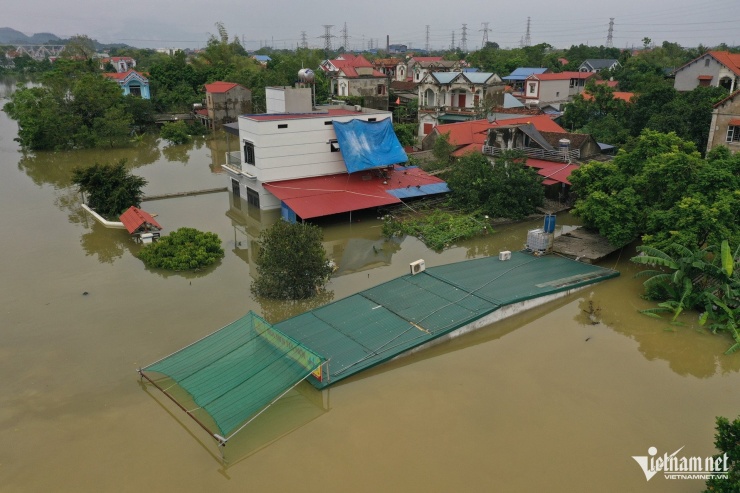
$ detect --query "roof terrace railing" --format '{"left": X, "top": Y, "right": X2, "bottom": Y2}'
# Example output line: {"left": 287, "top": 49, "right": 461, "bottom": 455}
{"left": 482, "top": 145, "right": 580, "bottom": 162}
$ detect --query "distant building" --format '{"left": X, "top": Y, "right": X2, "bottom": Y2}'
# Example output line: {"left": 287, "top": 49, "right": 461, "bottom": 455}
{"left": 99, "top": 56, "right": 136, "bottom": 73}
{"left": 320, "top": 53, "right": 389, "bottom": 110}
{"left": 521, "top": 72, "right": 595, "bottom": 109}
{"left": 502, "top": 67, "right": 550, "bottom": 95}
{"left": 252, "top": 55, "right": 271, "bottom": 65}
{"left": 578, "top": 59, "right": 621, "bottom": 73}
{"left": 102, "top": 70, "right": 150, "bottom": 98}
{"left": 388, "top": 44, "right": 407, "bottom": 54}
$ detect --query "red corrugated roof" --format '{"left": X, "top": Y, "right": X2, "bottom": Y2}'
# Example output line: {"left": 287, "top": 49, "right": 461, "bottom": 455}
{"left": 433, "top": 115, "right": 566, "bottom": 148}
{"left": 526, "top": 159, "right": 579, "bottom": 186}
{"left": 119, "top": 206, "right": 162, "bottom": 234}
{"left": 264, "top": 166, "right": 446, "bottom": 219}
{"left": 205, "top": 81, "right": 241, "bottom": 93}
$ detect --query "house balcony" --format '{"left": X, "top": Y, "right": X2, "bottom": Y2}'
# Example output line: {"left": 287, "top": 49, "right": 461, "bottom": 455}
{"left": 482, "top": 145, "right": 580, "bottom": 162}
{"left": 419, "top": 105, "right": 480, "bottom": 116}
{"left": 221, "top": 151, "right": 256, "bottom": 179}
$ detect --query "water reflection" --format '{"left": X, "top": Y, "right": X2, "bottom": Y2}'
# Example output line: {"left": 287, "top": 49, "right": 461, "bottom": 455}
{"left": 162, "top": 142, "right": 191, "bottom": 164}
{"left": 80, "top": 221, "right": 135, "bottom": 264}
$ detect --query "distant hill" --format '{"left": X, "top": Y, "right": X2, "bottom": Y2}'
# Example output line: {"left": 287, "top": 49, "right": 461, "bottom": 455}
{"left": 0, "top": 27, "right": 61, "bottom": 45}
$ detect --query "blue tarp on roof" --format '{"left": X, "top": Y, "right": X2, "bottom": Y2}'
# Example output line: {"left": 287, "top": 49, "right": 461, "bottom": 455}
{"left": 333, "top": 119, "right": 408, "bottom": 173}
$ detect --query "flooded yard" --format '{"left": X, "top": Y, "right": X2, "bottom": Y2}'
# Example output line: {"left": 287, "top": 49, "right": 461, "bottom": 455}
{"left": 1, "top": 80, "right": 738, "bottom": 492}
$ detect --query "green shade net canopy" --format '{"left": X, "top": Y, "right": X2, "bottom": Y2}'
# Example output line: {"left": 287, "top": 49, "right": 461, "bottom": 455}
{"left": 140, "top": 311, "right": 324, "bottom": 441}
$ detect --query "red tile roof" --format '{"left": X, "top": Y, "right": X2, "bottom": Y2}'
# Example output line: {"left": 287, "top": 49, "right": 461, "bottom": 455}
{"left": 708, "top": 51, "right": 740, "bottom": 76}
{"left": 433, "top": 115, "right": 566, "bottom": 148}
{"left": 264, "top": 166, "right": 446, "bottom": 219}
{"left": 119, "top": 206, "right": 162, "bottom": 234}
{"left": 205, "top": 81, "right": 243, "bottom": 93}
{"left": 103, "top": 69, "right": 144, "bottom": 81}
{"left": 594, "top": 80, "right": 619, "bottom": 88}
{"left": 582, "top": 91, "right": 635, "bottom": 102}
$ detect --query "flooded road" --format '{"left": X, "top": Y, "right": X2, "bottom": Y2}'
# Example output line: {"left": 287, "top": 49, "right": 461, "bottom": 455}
{"left": 1, "top": 80, "right": 739, "bottom": 492}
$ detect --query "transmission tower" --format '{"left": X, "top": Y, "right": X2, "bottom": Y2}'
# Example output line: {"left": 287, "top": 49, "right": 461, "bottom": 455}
{"left": 341, "top": 22, "right": 349, "bottom": 51}
{"left": 480, "top": 22, "right": 490, "bottom": 48}
{"left": 300, "top": 31, "right": 308, "bottom": 49}
{"left": 461, "top": 24, "right": 468, "bottom": 52}
{"left": 425, "top": 25, "right": 430, "bottom": 52}
{"left": 450, "top": 31, "right": 455, "bottom": 51}
{"left": 606, "top": 18, "right": 614, "bottom": 48}
{"left": 524, "top": 17, "right": 531, "bottom": 47}
{"left": 320, "top": 25, "right": 335, "bottom": 53}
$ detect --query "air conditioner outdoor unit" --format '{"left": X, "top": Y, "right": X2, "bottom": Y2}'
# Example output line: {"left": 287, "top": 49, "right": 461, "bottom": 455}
{"left": 498, "top": 250, "right": 512, "bottom": 261}
{"left": 409, "top": 259, "right": 426, "bottom": 275}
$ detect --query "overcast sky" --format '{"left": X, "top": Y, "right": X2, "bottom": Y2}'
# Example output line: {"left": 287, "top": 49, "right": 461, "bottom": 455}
{"left": 5, "top": 0, "right": 739, "bottom": 52}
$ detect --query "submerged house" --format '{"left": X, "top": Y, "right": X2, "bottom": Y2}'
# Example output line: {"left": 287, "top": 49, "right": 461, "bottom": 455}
{"left": 203, "top": 81, "right": 252, "bottom": 130}
{"left": 103, "top": 70, "right": 150, "bottom": 99}
{"left": 222, "top": 86, "right": 448, "bottom": 223}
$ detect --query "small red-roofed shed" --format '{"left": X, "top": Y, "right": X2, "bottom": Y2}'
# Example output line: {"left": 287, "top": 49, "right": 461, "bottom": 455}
{"left": 120, "top": 206, "right": 162, "bottom": 242}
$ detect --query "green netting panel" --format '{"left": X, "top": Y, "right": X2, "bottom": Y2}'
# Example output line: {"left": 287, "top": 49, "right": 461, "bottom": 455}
{"left": 142, "top": 311, "right": 324, "bottom": 438}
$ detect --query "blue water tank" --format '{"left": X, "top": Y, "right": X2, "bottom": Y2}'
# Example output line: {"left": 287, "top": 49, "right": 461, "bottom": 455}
{"left": 544, "top": 214, "right": 556, "bottom": 233}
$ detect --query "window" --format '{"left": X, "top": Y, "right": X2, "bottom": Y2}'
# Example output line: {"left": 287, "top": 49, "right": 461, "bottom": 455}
{"left": 246, "top": 187, "right": 260, "bottom": 207}
{"left": 329, "top": 139, "right": 340, "bottom": 152}
{"left": 324, "top": 120, "right": 333, "bottom": 125}
{"left": 377, "top": 84, "right": 385, "bottom": 95}
{"left": 528, "top": 82, "right": 537, "bottom": 95}
{"left": 569, "top": 79, "right": 576, "bottom": 88}
{"left": 705, "top": 58, "right": 711, "bottom": 67}
{"left": 278, "top": 124, "right": 288, "bottom": 129}
{"left": 556, "top": 91, "right": 560, "bottom": 97}
{"left": 243, "top": 141, "right": 255, "bottom": 164}
{"left": 727, "top": 125, "right": 740, "bottom": 143}
{"left": 368, "top": 118, "right": 377, "bottom": 122}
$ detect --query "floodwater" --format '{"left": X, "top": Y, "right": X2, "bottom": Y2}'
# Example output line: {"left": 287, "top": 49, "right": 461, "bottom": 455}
{"left": 1, "top": 78, "right": 739, "bottom": 492}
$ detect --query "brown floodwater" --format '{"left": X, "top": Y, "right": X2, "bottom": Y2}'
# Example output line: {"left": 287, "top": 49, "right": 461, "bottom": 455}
{"left": 1, "top": 79, "right": 739, "bottom": 492}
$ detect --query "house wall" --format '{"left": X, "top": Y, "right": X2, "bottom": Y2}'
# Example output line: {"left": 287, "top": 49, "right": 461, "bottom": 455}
{"left": 674, "top": 54, "right": 738, "bottom": 92}
{"left": 208, "top": 87, "right": 253, "bottom": 127}
{"left": 707, "top": 94, "right": 740, "bottom": 154}
{"left": 122, "top": 78, "right": 150, "bottom": 99}
{"left": 229, "top": 109, "right": 393, "bottom": 210}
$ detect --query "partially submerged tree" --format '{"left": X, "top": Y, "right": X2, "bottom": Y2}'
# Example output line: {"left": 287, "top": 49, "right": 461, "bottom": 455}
{"left": 704, "top": 415, "right": 740, "bottom": 492}
{"left": 251, "top": 221, "right": 332, "bottom": 300}
{"left": 72, "top": 159, "right": 147, "bottom": 219}
{"left": 137, "top": 227, "right": 224, "bottom": 271}
{"left": 160, "top": 120, "right": 192, "bottom": 145}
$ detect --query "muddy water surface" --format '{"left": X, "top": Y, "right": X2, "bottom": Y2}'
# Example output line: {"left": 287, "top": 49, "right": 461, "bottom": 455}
{"left": 1, "top": 81, "right": 739, "bottom": 492}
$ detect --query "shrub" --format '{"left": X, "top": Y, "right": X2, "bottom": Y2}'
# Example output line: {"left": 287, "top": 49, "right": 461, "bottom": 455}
{"left": 137, "top": 227, "right": 224, "bottom": 271}
{"left": 160, "top": 120, "right": 191, "bottom": 144}
{"left": 72, "top": 159, "right": 147, "bottom": 219}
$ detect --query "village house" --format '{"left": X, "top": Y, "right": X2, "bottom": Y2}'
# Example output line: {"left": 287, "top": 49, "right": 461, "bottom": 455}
{"left": 202, "top": 81, "right": 252, "bottom": 130}
{"left": 673, "top": 51, "right": 740, "bottom": 92}
{"left": 102, "top": 70, "right": 150, "bottom": 98}
{"left": 372, "top": 57, "right": 402, "bottom": 80}
{"left": 408, "top": 57, "right": 462, "bottom": 83}
{"left": 99, "top": 56, "right": 136, "bottom": 73}
{"left": 502, "top": 67, "right": 550, "bottom": 96}
{"left": 706, "top": 90, "right": 740, "bottom": 154}
{"left": 578, "top": 59, "right": 621, "bottom": 73}
{"left": 521, "top": 72, "right": 595, "bottom": 109}
{"left": 417, "top": 71, "right": 505, "bottom": 138}
{"left": 221, "top": 86, "right": 447, "bottom": 222}
{"left": 320, "top": 53, "right": 389, "bottom": 110}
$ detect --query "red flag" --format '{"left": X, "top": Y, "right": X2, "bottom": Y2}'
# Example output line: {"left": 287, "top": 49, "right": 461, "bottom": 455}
{"left": 395, "top": 97, "right": 400, "bottom": 105}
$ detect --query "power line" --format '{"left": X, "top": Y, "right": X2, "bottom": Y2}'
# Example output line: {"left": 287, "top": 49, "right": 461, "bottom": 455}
{"left": 606, "top": 18, "right": 614, "bottom": 48}
{"left": 319, "top": 24, "right": 335, "bottom": 53}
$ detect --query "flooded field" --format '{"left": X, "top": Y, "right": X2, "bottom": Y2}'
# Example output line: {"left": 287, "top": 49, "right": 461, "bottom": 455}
{"left": 1, "top": 80, "right": 738, "bottom": 492}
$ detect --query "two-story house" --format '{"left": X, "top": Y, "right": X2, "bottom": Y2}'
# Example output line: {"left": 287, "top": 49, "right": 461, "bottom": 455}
{"left": 521, "top": 72, "right": 595, "bottom": 109}
{"left": 706, "top": 90, "right": 740, "bottom": 154}
{"left": 417, "top": 71, "right": 505, "bottom": 138}
{"left": 320, "top": 54, "right": 389, "bottom": 110}
{"left": 222, "top": 87, "right": 448, "bottom": 222}
{"left": 99, "top": 56, "right": 136, "bottom": 73}
{"left": 502, "top": 67, "right": 550, "bottom": 96}
{"left": 204, "top": 81, "right": 252, "bottom": 130}
{"left": 102, "top": 70, "right": 150, "bottom": 99}
{"left": 673, "top": 51, "right": 740, "bottom": 92}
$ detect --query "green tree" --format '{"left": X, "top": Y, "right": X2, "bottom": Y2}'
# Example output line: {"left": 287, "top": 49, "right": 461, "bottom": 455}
{"left": 137, "top": 228, "right": 224, "bottom": 271}
{"left": 160, "top": 120, "right": 192, "bottom": 145}
{"left": 432, "top": 131, "right": 455, "bottom": 165}
{"left": 446, "top": 151, "right": 544, "bottom": 219}
{"left": 393, "top": 123, "right": 417, "bottom": 147}
{"left": 3, "top": 87, "right": 73, "bottom": 150}
{"left": 251, "top": 221, "right": 333, "bottom": 300}
{"left": 705, "top": 415, "right": 740, "bottom": 492}
{"left": 72, "top": 160, "right": 147, "bottom": 219}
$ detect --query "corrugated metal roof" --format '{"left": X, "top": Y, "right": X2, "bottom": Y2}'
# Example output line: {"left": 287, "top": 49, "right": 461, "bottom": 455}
{"left": 503, "top": 67, "right": 548, "bottom": 81}
{"left": 526, "top": 159, "right": 579, "bottom": 186}
{"left": 119, "top": 206, "right": 162, "bottom": 234}
{"left": 264, "top": 166, "right": 448, "bottom": 219}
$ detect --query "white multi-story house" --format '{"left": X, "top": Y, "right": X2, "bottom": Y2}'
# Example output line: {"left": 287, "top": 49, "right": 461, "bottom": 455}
{"left": 521, "top": 71, "right": 595, "bottom": 109}
{"left": 222, "top": 87, "right": 448, "bottom": 222}
{"left": 417, "top": 71, "right": 505, "bottom": 137}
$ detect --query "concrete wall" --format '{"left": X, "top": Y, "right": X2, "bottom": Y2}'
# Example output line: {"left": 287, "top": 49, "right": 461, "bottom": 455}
{"left": 707, "top": 94, "right": 740, "bottom": 155}
{"left": 208, "top": 86, "right": 253, "bottom": 127}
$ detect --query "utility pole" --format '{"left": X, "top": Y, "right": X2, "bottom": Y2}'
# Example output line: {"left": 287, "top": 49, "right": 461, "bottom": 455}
{"left": 606, "top": 18, "right": 614, "bottom": 48}
{"left": 461, "top": 24, "right": 468, "bottom": 52}
{"left": 480, "top": 22, "right": 490, "bottom": 49}
{"left": 425, "top": 25, "right": 430, "bottom": 52}
{"left": 300, "top": 31, "right": 308, "bottom": 49}
{"left": 320, "top": 25, "right": 335, "bottom": 54}
{"left": 523, "top": 17, "right": 531, "bottom": 47}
